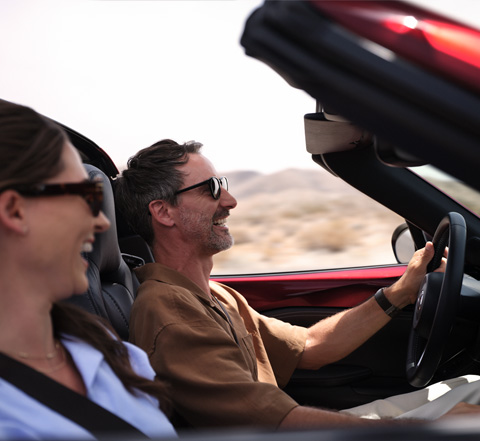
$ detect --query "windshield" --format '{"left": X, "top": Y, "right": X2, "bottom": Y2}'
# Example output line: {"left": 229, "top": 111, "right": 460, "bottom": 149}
{"left": 412, "top": 165, "right": 480, "bottom": 216}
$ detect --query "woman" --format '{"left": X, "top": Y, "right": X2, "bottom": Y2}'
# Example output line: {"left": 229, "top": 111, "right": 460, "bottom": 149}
{"left": 0, "top": 99, "right": 176, "bottom": 439}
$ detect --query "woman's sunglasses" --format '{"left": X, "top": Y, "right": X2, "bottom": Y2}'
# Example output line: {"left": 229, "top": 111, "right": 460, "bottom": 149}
{"left": 175, "top": 176, "right": 228, "bottom": 200}
{"left": 15, "top": 179, "right": 104, "bottom": 217}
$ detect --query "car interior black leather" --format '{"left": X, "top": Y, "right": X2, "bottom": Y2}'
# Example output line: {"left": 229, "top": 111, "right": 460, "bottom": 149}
{"left": 64, "top": 164, "right": 138, "bottom": 340}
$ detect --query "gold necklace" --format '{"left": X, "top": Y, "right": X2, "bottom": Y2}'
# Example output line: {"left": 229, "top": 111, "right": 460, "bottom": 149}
{"left": 40, "top": 346, "right": 67, "bottom": 373}
{"left": 17, "top": 341, "right": 60, "bottom": 360}
{"left": 24, "top": 344, "right": 67, "bottom": 374}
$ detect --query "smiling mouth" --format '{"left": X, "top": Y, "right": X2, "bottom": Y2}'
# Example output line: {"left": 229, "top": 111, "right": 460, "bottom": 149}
{"left": 82, "top": 242, "right": 93, "bottom": 253}
{"left": 213, "top": 218, "right": 227, "bottom": 227}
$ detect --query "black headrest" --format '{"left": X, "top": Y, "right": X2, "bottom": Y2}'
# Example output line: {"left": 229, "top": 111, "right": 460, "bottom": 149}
{"left": 64, "top": 164, "right": 137, "bottom": 340}
{"left": 85, "top": 165, "right": 123, "bottom": 275}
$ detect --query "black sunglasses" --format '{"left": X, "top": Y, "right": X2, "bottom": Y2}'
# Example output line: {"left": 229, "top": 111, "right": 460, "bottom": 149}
{"left": 175, "top": 176, "right": 228, "bottom": 200}
{"left": 15, "top": 179, "right": 104, "bottom": 217}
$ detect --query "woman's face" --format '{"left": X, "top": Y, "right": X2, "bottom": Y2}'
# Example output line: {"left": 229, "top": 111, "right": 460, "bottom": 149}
{"left": 25, "top": 142, "right": 110, "bottom": 300}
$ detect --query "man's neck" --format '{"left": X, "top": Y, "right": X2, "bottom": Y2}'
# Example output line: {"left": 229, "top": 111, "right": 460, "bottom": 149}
{"left": 152, "top": 247, "right": 213, "bottom": 297}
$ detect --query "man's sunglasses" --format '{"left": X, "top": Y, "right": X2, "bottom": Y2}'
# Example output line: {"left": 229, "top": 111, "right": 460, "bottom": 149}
{"left": 15, "top": 179, "right": 104, "bottom": 217}
{"left": 175, "top": 176, "right": 228, "bottom": 200}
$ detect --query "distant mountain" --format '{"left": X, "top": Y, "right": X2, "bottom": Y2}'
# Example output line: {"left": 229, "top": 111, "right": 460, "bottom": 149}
{"left": 213, "top": 168, "right": 404, "bottom": 274}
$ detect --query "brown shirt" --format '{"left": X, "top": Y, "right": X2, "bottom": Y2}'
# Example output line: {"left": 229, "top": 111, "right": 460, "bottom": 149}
{"left": 129, "top": 263, "right": 307, "bottom": 429}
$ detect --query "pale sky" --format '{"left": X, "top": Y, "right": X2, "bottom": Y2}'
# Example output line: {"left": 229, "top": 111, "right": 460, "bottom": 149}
{"left": 0, "top": 0, "right": 317, "bottom": 174}
{"left": 1, "top": 1, "right": 478, "bottom": 174}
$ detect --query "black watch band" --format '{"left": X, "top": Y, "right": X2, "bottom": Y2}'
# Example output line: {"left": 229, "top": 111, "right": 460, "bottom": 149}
{"left": 374, "top": 288, "right": 401, "bottom": 318}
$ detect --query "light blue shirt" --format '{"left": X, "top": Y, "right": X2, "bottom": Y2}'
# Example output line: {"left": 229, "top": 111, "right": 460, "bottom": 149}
{"left": 0, "top": 336, "right": 177, "bottom": 439}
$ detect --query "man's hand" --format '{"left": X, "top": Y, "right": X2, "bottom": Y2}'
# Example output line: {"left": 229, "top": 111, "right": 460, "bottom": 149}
{"left": 300, "top": 242, "right": 449, "bottom": 369}
{"left": 384, "top": 242, "right": 446, "bottom": 309}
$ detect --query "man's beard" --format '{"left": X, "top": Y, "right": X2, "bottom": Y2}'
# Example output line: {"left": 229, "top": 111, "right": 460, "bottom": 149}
{"left": 179, "top": 207, "right": 234, "bottom": 255}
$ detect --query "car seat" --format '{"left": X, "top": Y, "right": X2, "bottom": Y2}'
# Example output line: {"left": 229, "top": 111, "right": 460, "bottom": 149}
{"left": 64, "top": 164, "right": 142, "bottom": 340}
{"left": 115, "top": 194, "right": 155, "bottom": 265}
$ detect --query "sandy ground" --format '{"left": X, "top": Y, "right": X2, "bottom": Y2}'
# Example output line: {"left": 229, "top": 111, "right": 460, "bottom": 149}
{"left": 212, "top": 168, "right": 405, "bottom": 275}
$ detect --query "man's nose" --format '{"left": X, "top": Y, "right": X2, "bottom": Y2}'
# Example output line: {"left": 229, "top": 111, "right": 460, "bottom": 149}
{"left": 221, "top": 189, "right": 237, "bottom": 209}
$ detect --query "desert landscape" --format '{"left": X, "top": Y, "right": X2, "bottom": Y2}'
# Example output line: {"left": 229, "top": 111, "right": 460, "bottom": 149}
{"left": 212, "top": 167, "right": 405, "bottom": 275}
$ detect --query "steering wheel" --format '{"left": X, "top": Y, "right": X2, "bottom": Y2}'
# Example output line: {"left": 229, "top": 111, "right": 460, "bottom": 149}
{"left": 406, "top": 212, "right": 466, "bottom": 388}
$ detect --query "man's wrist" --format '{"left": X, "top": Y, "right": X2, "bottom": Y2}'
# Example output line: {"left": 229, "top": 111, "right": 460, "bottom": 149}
{"left": 374, "top": 288, "right": 402, "bottom": 318}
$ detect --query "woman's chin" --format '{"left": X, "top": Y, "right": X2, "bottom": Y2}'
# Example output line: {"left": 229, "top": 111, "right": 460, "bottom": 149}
{"left": 71, "top": 274, "right": 89, "bottom": 296}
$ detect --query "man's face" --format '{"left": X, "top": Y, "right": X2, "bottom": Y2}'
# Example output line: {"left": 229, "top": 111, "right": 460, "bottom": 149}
{"left": 175, "top": 153, "right": 237, "bottom": 256}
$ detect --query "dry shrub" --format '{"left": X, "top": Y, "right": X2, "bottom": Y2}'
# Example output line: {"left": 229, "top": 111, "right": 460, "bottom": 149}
{"left": 230, "top": 225, "right": 253, "bottom": 245}
{"left": 295, "top": 219, "right": 359, "bottom": 252}
{"left": 212, "top": 169, "right": 405, "bottom": 274}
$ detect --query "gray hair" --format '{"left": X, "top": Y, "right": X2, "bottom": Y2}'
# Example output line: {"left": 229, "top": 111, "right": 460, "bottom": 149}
{"left": 114, "top": 139, "right": 203, "bottom": 246}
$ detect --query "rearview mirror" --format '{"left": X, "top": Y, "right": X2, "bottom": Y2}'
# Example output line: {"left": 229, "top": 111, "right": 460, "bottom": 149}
{"left": 375, "top": 137, "right": 427, "bottom": 167}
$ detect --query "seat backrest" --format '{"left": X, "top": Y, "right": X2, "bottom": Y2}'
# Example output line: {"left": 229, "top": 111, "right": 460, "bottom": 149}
{"left": 64, "top": 164, "right": 141, "bottom": 340}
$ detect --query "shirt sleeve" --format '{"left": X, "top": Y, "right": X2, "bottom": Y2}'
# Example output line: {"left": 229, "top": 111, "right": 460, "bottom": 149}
{"left": 129, "top": 281, "right": 299, "bottom": 429}
{"left": 255, "top": 312, "right": 308, "bottom": 388}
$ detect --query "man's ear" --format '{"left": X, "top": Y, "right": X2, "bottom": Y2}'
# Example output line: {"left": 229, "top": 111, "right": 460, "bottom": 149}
{"left": 0, "top": 190, "right": 28, "bottom": 235}
{"left": 149, "top": 200, "right": 175, "bottom": 227}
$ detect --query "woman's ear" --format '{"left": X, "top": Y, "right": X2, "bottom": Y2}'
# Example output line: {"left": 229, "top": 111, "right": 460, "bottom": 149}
{"left": 0, "top": 190, "right": 28, "bottom": 235}
{"left": 148, "top": 200, "right": 175, "bottom": 227}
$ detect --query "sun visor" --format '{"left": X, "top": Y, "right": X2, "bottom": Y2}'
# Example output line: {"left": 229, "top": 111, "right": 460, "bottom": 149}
{"left": 304, "top": 112, "right": 372, "bottom": 155}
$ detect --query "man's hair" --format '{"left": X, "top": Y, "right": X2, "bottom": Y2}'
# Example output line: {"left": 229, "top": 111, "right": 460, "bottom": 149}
{"left": 114, "top": 139, "right": 203, "bottom": 246}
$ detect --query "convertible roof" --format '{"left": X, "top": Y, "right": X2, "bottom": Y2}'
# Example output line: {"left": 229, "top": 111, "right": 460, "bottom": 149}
{"left": 241, "top": 0, "right": 480, "bottom": 191}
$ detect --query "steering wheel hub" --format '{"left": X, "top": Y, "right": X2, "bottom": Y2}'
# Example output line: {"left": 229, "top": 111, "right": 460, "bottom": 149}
{"left": 412, "top": 272, "right": 443, "bottom": 338}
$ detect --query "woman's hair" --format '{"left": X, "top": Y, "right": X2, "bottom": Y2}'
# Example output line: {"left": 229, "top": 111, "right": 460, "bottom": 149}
{"left": 115, "top": 139, "right": 203, "bottom": 246}
{"left": 0, "top": 99, "right": 171, "bottom": 415}
{"left": 0, "top": 98, "right": 66, "bottom": 191}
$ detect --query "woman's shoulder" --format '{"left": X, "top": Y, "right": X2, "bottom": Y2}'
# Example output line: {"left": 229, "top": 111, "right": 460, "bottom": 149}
{"left": 121, "top": 341, "right": 156, "bottom": 380}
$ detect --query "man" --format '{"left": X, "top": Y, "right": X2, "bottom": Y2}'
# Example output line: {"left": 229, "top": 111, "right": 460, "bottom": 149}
{"left": 115, "top": 139, "right": 480, "bottom": 429}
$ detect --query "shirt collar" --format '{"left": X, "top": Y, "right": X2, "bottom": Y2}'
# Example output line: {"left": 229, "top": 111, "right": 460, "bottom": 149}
{"left": 135, "top": 263, "right": 215, "bottom": 306}
{"left": 61, "top": 335, "right": 103, "bottom": 392}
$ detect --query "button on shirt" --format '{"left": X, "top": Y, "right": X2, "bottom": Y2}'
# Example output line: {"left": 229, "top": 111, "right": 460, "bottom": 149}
{"left": 0, "top": 336, "right": 177, "bottom": 440}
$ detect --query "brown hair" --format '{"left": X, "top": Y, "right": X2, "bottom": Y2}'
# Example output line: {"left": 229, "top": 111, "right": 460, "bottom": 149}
{"left": 0, "top": 99, "right": 66, "bottom": 191}
{"left": 0, "top": 99, "right": 170, "bottom": 414}
{"left": 115, "top": 139, "right": 203, "bottom": 246}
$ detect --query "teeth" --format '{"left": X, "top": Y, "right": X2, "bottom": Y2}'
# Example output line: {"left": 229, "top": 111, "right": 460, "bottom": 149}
{"left": 82, "top": 242, "right": 93, "bottom": 253}
{"left": 214, "top": 219, "right": 226, "bottom": 226}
